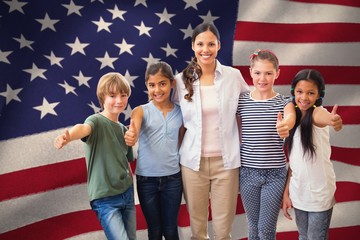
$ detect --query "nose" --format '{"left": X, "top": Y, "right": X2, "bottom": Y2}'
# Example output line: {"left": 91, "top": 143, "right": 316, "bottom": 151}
{"left": 116, "top": 95, "right": 123, "bottom": 103}
{"left": 154, "top": 84, "right": 161, "bottom": 92}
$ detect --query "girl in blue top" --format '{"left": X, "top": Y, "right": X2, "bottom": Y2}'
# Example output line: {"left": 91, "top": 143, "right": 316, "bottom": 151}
{"left": 125, "top": 62, "right": 184, "bottom": 240}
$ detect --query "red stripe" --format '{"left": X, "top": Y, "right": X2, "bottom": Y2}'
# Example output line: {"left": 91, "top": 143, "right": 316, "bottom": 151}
{"left": 0, "top": 210, "right": 101, "bottom": 240}
{"left": 332, "top": 147, "right": 360, "bottom": 165}
{"left": 0, "top": 205, "right": 145, "bottom": 240}
{"left": 234, "top": 66, "right": 360, "bottom": 85}
{"left": 0, "top": 158, "right": 87, "bottom": 201}
{"left": 235, "top": 22, "right": 360, "bottom": 43}
{"left": 290, "top": 0, "right": 360, "bottom": 7}
{"left": 324, "top": 107, "right": 360, "bottom": 125}
{"left": 335, "top": 182, "right": 360, "bottom": 202}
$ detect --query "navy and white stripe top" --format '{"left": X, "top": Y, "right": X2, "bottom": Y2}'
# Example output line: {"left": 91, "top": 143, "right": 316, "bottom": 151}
{"left": 237, "top": 92, "right": 291, "bottom": 169}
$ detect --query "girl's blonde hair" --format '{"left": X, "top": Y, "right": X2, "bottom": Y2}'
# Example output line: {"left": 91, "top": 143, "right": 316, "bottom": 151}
{"left": 96, "top": 72, "right": 131, "bottom": 109}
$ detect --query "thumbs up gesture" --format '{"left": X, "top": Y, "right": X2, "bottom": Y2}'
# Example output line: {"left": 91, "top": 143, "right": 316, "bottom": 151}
{"left": 125, "top": 119, "right": 138, "bottom": 146}
{"left": 330, "top": 105, "right": 343, "bottom": 132}
{"left": 54, "top": 129, "right": 71, "bottom": 149}
{"left": 276, "top": 112, "right": 290, "bottom": 139}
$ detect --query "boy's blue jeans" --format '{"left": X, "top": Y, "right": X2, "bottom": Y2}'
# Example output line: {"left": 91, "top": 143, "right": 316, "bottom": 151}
{"left": 295, "top": 207, "right": 333, "bottom": 240}
{"left": 90, "top": 186, "right": 136, "bottom": 240}
{"left": 136, "top": 171, "right": 183, "bottom": 240}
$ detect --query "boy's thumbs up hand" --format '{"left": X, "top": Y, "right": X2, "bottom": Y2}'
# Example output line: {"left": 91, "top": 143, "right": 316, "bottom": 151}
{"left": 125, "top": 119, "right": 138, "bottom": 146}
{"left": 276, "top": 112, "right": 290, "bottom": 139}
{"left": 330, "top": 104, "right": 343, "bottom": 132}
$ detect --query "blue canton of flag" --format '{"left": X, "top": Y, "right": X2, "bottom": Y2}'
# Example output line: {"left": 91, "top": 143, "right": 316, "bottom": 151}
{"left": 0, "top": 0, "right": 237, "bottom": 140}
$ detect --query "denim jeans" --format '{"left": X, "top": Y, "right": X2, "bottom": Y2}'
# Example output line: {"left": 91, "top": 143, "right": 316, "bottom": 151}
{"left": 136, "top": 171, "right": 183, "bottom": 240}
{"left": 295, "top": 207, "right": 333, "bottom": 240}
{"left": 240, "top": 167, "right": 287, "bottom": 240}
{"left": 90, "top": 186, "right": 136, "bottom": 240}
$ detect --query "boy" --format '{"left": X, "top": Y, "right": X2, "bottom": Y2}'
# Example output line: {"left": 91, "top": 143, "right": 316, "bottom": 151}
{"left": 54, "top": 72, "right": 136, "bottom": 240}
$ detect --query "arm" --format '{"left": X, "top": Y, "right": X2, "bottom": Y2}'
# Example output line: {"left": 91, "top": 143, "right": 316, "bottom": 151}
{"left": 54, "top": 123, "right": 92, "bottom": 149}
{"left": 124, "top": 106, "right": 143, "bottom": 146}
{"left": 236, "top": 115, "right": 242, "bottom": 143}
{"left": 276, "top": 102, "right": 296, "bottom": 138}
{"left": 178, "top": 124, "right": 186, "bottom": 149}
{"left": 282, "top": 167, "right": 293, "bottom": 220}
{"left": 313, "top": 104, "right": 343, "bottom": 131}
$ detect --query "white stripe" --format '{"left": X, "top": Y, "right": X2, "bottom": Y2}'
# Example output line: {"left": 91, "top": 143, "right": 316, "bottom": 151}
{"left": 233, "top": 41, "right": 360, "bottom": 66}
{"left": 273, "top": 85, "right": 360, "bottom": 107}
{"left": 0, "top": 127, "right": 84, "bottom": 175}
{"left": 237, "top": 0, "right": 360, "bottom": 24}
{"left": 330, "top": 125, "right": 360, "bottom": 148}
{"left": 333, "top": 161, "right": 360, "bottom": 183}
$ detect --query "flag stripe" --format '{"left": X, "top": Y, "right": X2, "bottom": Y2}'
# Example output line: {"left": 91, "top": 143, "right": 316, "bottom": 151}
{"left": 331, "top": 147, "right": 360, "bottom": 165}
{"left": 290, "top": 0, "right": 360, "bottom": 8}
{"left": 235, "top": 22, "right": 360, "bottom": 43}
{"left": 0, "top": 158, "right": 86, "bottom": 201}
{"left": 237, "top": 0, "right": 360, "bottom": 23}
{"left": 335, "top": 182, "right": 360, "bottom": 202}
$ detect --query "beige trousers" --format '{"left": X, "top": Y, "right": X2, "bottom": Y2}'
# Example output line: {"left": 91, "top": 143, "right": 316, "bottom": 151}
{"left": 181, "top": 157, "right": 239, "bottom": 240}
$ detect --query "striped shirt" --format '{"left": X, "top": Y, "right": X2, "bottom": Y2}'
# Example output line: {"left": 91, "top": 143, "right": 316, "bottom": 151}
{"left": 237, "top": 92, "right": 290, "bottom": 168}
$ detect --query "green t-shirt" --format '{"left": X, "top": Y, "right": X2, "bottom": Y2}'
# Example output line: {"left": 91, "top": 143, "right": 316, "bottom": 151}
{"left": 82, "top": 113, "right": 134, "bottom": 201}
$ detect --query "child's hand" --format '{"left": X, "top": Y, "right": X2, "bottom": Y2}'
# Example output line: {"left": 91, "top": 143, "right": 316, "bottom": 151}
{"left": 282, "top": 195, "right": 293, "bottom": 220}
{"left": 54, "top": 129, "right": 70, "bottom": 149}
{"left": 276, "top": 112, "right": 289, "bottom": 139}
{"left": 330, "top": 105, "right": 342, "bottom": 132}
{"left": 125, "top": 120, "right": 137, "bottom": 146}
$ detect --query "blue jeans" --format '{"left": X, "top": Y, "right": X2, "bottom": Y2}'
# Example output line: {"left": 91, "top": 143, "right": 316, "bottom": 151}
{"left": 295, "top": 207, "right": 333, "bottom": 240}
{"left": 90, "top": 186, "right": 136, "bottom": 240}
{"left": 240, "top": 167, "right": 287, "bottom": 240}
{"left": 136, "top": 171, "right": 183, "bottom": 240}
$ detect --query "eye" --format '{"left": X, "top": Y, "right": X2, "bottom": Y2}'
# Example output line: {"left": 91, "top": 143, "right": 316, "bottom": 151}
{"left": 160, "top": 82, "right": 167, "bottom": 87}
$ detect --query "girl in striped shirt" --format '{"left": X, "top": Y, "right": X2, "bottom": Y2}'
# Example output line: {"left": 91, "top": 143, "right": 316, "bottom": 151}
{"left": 236, "top": 49, "right": 296, "bottom": 240}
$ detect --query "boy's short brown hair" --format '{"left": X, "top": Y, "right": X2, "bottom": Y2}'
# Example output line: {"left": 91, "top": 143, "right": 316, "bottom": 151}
{"left": 96, "top": 72, "right": 131, "bottom": 109}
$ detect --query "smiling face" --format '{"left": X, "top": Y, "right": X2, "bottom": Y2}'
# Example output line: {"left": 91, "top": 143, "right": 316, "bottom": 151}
{"left": 294, "top": 79, "right": 320, "bottom": 115}
{"left": 250, "top": 59, "right": 279, "bottom": 94}
{"left": 146, "top": 71, "right": 174, "bottom": 105}
{"left": 102, "top": 87, "right": 128, "bottom": 117}
{"left": 192, "top": 30, "right": 220, "bottom": 68}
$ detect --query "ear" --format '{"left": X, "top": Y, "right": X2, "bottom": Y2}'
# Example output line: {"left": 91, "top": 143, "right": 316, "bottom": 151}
{"left": 275, "top": 68, "right": 281, "bottom": 79}
{"left": 192, "top": 42, "right": 195, "bottom": 52}
{"left": 218, "top": 41, "right": 221, "bottom": 51}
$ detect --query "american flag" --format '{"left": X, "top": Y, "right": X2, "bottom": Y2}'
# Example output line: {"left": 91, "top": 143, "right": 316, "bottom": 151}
{"left": 0, "top": 0, "right": 359, "bottom": 239}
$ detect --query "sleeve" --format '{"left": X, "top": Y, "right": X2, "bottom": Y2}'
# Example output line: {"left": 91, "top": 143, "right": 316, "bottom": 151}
{"left": 81, "top": 115, "right": 96, "bottom": 142}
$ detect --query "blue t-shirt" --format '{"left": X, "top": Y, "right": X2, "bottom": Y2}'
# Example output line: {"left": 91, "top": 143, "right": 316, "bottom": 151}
{"left": 136, "top": 101, "right": 183, "bottom": 176}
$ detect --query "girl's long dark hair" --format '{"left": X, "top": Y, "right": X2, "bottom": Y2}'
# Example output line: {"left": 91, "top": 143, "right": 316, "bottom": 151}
{"left": 182, "top": 22, "right": 220, "bottom": 101}
{"left": 284, "top": 69, "right": 325, "bottom": 158}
